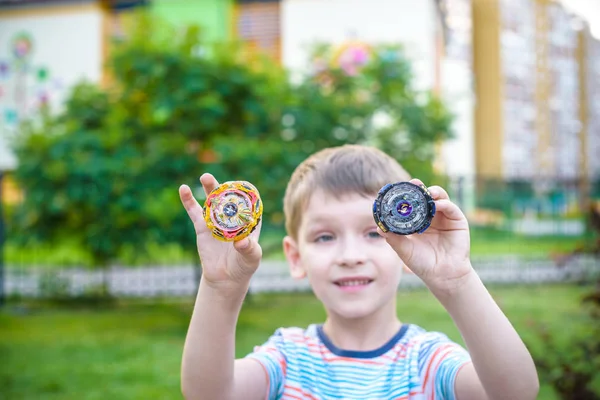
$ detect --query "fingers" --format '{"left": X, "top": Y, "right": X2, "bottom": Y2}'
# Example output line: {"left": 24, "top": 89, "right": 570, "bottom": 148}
{"left": 409, "top": 178, "right": 450, "bottom": 201}
{"left": 200, "top": 173, "right": 220, "bottom": 197}
{"left": 428, "top": 185, "right": 450, "bottom": 201}
{"left": 234, "top": 236, "right": 263, "bottom": 269}
{"left": 239, "top": 220, "right": 263, "bottom": 263}
{"left": 179, "top": 184, "right": 204, "bottom": 225}
{"left": 409, "top": 178, "right": 425, "bottom": 188}
{"left": 180, "top": 174, "right": 219, "bottom": 235}
{"left": 250, "top": 219, "right": 263, "bottom": 242}
{"left": 411, "top": 178, "right": 463, "bottom": 222}
{"left": 433, "top": 199, "right": 465, "bottom": 221}
{"left": 402, "top": 178, "right": 462, "bottom": 221}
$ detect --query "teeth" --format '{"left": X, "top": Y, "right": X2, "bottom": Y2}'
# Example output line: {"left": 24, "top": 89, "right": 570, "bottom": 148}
{"left": 338, "top": 280, "right": 370, "bottom": 286}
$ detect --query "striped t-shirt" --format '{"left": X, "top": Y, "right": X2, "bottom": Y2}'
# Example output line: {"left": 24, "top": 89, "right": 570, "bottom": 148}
{"left": 245, "top": 324, "right": 471, "bottom": 400}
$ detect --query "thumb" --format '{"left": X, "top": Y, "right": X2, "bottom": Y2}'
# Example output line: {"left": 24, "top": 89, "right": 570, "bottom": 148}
{"left": 234, "top": 237, "right": 263, "bottom": 270}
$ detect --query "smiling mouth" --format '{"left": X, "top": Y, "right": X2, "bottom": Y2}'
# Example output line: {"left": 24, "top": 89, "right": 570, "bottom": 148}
{"left": 334, "top": 279, "right": 374, "bottom": 287}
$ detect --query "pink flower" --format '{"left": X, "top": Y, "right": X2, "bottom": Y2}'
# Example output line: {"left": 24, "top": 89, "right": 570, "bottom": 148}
{"left": 336, "top": 44, "right": 371, "bottom": 76}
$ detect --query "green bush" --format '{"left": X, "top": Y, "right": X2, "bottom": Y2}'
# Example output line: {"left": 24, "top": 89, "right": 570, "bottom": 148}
{"left": 528, "top": 282, "right": 600, "bottom": 399}
{"left": 8, "top": 12, "right": 453, "bottom": 268}
{"left": 5, "top": 239, "right": 194, "bottom": 268}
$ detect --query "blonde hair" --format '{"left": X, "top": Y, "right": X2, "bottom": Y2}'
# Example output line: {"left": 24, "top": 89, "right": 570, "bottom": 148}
{"left": 283, "top": 144, "right": 410, "bottom": 239}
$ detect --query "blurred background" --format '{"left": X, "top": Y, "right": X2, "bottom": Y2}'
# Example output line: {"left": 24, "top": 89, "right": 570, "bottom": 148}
{"left": 0, "top": 0, "right": 599, "bottom": 399}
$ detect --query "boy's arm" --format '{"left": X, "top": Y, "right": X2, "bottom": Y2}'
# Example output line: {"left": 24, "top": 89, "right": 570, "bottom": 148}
{"left": 430, "top": 268, "right": 539, "bottom": 400}
{"left": 178, "top": 174, "right": 270, "bottom": 400}
{"left": 380, "top": 179, "right": 539, "bottom": 400}
{"left": 181, "top": 279, "right": 268, "bottom": 400}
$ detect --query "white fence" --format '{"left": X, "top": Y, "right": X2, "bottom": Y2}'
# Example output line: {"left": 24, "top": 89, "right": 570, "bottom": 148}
{"left": 5, "top": 255, "right": 600, "bottom": 299}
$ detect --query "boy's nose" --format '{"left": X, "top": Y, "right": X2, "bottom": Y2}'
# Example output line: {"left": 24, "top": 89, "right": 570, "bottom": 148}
{"left": 335, "top": 238, "right": 367, "bottom": 267}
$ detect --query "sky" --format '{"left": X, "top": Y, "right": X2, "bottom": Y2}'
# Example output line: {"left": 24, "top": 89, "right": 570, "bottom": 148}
{"left": 560, "top": 0, "right": 600, "bottom": 38}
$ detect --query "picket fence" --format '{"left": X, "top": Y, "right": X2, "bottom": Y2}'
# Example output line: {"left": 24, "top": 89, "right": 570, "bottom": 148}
{"left": 4, "top": 255, "right": 599, "bottom": 299}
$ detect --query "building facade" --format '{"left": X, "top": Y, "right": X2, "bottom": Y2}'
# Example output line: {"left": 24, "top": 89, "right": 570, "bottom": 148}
{"left": 0, "top": 0, "right": 236, "bottom": 172}
{"left": 0, "top": 0, "right": 108, "bottom": 170}
{"left": 472, "top": 0, "right": 599, "bottom": 184}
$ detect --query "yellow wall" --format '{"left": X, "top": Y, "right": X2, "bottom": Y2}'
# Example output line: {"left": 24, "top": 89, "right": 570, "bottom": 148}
{"left": 578, "top": 30, "right": 588, "bottom": 179}
{"left": 472, "top": 0, "right": 503, "bottom": 178}
{"left": 578, "top": 28, "right": 590, "bottom": 208}
{"left": 534, "top": 0, "right": 552, "bottom": 176}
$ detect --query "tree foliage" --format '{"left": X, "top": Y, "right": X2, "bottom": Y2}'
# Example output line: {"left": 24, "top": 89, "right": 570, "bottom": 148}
{"left": 9, "top": 13, "right": 453, "bottom": 266}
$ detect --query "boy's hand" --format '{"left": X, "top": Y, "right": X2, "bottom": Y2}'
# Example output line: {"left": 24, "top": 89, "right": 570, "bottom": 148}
{"left": 378, "top": 178, "right": 472, "bottom": 294}
{"left": 179, "top": 173, "right": 263, "bottom": 292}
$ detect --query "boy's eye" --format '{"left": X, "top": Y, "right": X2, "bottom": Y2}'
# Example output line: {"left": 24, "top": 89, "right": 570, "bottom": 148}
{"left": 315, "top": 234, "right": 334, "bottom": 242}
{"left": 368, "top": 230, "right": 383, "bottom": 239}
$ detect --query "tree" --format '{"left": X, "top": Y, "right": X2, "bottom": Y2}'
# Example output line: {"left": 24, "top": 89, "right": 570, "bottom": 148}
{"left": 208, "top": 41, "right": 454, "bottom": 230}
{"left": 8, "top": 14, "right": 287, "bottom": 269}
{"left": 9, "top": 13, "right": 454, "bottom": 269}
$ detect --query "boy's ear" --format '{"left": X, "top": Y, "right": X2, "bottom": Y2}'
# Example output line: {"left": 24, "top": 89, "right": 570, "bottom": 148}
{"left": 283, "top": 236, "right": 306, "bottom": 280}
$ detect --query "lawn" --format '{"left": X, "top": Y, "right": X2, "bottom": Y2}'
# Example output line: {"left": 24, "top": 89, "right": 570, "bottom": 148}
{"left": 0, "top": 284, "right": 592, "bottom": 399}
{"left": 467, "top": 228, "right": 590, "bottom": 259}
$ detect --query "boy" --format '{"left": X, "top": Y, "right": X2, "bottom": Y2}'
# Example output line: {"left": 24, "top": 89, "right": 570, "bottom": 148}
{"left": 179, "top": 145, "right": 539, "bottom": 400}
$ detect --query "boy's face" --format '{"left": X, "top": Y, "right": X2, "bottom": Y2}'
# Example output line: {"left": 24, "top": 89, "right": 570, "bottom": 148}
{"left": 283, "top": 189, "right": 404, "bottom": 320}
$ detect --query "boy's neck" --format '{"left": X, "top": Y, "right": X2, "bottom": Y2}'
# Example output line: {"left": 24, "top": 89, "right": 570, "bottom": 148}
{"left": 322, "top": 302, "right": 402, "bottom": 352}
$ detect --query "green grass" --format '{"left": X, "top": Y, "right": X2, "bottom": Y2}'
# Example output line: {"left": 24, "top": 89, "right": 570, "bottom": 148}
{"left": 469, "top": 235, "right": 585, "bottom": 258}
{"left": 0, "top": 284, "right": 591, "bottom": 399}
{"left": 468, "top": 228, "right": 590, "bottom": 258}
